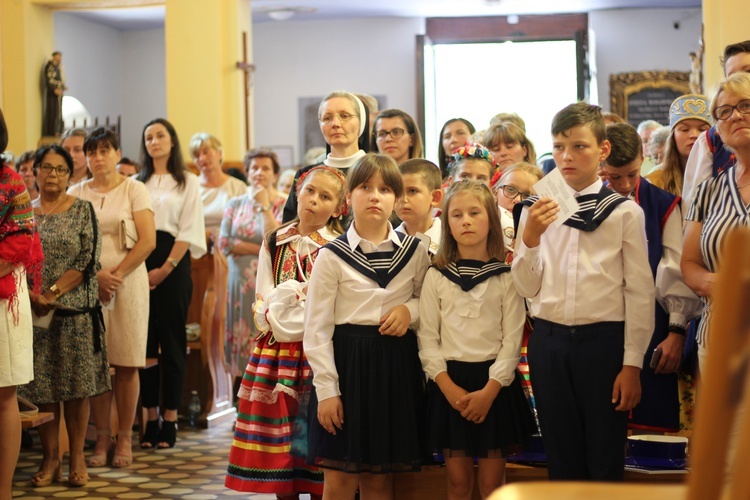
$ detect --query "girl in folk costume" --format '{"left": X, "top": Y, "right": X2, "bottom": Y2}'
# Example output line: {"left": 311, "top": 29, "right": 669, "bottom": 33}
{"left": 226, "top": 166, "right": 347, "bottom": 498}
{"left": 418, "top": 181, "right": 535, "bottom": 499}
{"left": 304, "top": 153, "right": 430, "bottom": 499}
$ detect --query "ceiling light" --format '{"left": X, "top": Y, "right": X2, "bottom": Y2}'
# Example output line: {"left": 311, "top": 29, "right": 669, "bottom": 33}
{"left": 267, "top": 9, "right": 295, "bottom": 21}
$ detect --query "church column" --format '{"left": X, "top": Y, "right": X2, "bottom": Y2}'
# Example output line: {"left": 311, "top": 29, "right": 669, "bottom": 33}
{"left": 702, "top": 0, "right": 747, "bottom": 89}
{"left": 0, "top": 0, "right": 54, "bottom": 153}
{"left": 165, "top": 0, "right": 252, "bottom": 160}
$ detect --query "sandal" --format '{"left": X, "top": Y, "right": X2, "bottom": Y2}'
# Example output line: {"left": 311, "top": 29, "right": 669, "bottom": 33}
{"left": 112, "top": 431, "right": 133, "bottom": 468}
{"left": 88, "top": 430, "right": 115, "bottom": 467}
{"left": 67, "top": 470, "right": 89, "bottom": 487}
{"left": 157, "top": 420, "right": 178, "bottom": 449}
{"left": 140, "top": 419, "right": 160, "bottom": 449}
{"left": 31, "top": 459, "right": 62, "bottom": 487}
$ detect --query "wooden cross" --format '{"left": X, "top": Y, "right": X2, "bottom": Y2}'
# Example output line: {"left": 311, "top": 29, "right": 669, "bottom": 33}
{"left": 236, "top": 31, "right": 256, "bottom": 152}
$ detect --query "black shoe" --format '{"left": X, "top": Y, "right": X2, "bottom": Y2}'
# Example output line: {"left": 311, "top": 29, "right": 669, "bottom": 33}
{"left": 157, "top": 420, "right": 177, "bottom": 449}
{"left": 140, "top": 419, "right": 160, "bottom": 449}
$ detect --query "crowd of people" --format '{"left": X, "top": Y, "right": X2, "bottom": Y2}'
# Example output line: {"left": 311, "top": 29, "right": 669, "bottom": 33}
{"left": 0, "top": 39, "right": 748, "bottom": 500}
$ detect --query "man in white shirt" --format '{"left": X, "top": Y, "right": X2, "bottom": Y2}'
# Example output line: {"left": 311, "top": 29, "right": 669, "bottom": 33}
{"left": 512, "top": 103, "right": 654, "bottom": 481}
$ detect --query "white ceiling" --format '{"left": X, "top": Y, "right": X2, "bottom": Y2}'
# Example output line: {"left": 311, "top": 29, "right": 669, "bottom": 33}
{"left": 63, "top": 0, "right": 701, "bottom": 31}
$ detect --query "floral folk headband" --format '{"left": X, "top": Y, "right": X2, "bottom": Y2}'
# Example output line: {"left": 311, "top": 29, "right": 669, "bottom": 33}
{"left": 448, "top": 142, "right": 496, "bottom": 168}
{"left": 296, "top": 165, "right": 349, "bottom": 216}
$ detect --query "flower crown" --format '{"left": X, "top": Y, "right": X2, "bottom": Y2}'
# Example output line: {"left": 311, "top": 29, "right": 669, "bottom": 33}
{"left": 296, "top": 165, "right": 349, "bottom": 217}
{"left": 448, "top": 142, "right": 496, "bottom": 168}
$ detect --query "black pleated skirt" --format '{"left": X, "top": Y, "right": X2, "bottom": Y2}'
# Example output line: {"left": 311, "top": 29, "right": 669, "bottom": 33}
{"left": 426, "top": 360, "right": 535, "bottom": 459}
{"left": 307, "top": 324, "right": 425, "bottom": 473}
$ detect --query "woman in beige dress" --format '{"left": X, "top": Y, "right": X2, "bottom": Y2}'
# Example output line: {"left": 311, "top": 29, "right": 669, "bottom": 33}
{"left": 70, "top": 128, "right": 156, "bottom": 468}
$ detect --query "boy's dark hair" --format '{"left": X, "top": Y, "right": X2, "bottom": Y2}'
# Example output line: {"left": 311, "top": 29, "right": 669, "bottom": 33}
{"left": 721, "top": 40, "right": 750, "bottom": 70}
{"left": 604, "top": 123, "right": 642, "bottom": 167}
{"left": 83, "top": 127, "right": 120, "bottom": 154}
{"left": 347, "top": 153, "right": 403, "bottom": 199}
{"left": 399, "top": 158, "right": 441, "bottom": 191}
{"left": 551, "top": 102, "right": 606, "bottom": 144}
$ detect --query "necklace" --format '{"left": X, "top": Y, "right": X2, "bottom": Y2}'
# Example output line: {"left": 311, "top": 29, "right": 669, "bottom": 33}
{"left": 736, "top": 170, "right": 750, "bottom": 189}
{"left": 39, "top": 194, "right": 67, "bottom": 217}
{"left": 37, "top": 194, "right": 67, "bottom": 231}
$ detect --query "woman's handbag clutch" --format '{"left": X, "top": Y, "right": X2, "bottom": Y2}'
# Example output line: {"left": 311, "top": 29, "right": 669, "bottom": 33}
{"left": 119, "top": 219, "right": 138, "bottom": 249}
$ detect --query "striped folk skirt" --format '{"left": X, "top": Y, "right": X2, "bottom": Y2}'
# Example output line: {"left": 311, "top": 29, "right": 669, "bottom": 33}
{"left": 225, "top": 335, "right": 323, "bottom": 495}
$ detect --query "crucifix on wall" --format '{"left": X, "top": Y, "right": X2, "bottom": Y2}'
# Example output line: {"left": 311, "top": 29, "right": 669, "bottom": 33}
{"left": 236, "top": 31, "right": 255, "bottom": 152}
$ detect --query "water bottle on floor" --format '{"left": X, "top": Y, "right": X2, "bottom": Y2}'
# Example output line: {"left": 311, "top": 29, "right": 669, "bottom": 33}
{"left": 188, "top": 391, "right": 201, "bottom": 428}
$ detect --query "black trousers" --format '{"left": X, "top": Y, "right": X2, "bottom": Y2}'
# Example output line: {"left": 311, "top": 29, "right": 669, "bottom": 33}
{"left": 528, "top": 319, "right": 628, "bottom": 481}
{"left": 140, "top": 231, "right": 192, "bottom": 411}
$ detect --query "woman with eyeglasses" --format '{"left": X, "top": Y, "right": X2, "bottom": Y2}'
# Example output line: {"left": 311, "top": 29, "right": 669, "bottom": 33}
{"left": 373, "top": 109, "right": 424, "bottom": 166}
{"left": 282, "top": 91, "right": 371, "bottom": 223}
{"left": 70, "top": 127, "right": 157, "bottom": 468}
{"left": 492, "top": 162, "right": 544, "bottom": 257}
{"left": 682, "top": 72, "right": 750, "bottom": 374}
{"left": 20, "top": 144, "right": 111, "bottom": 487}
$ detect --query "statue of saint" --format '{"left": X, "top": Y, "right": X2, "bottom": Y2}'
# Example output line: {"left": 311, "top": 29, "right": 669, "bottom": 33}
{"left": 42, "top": 51, "right": 66, "bottom": 137}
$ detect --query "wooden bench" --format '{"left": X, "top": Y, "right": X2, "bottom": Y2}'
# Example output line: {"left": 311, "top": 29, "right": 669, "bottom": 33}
{"left": 21, "top": 412, "right": 54, "bottom": 429}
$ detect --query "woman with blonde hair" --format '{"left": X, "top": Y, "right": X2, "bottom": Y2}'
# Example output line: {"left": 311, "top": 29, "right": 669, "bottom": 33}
{"left": 190, "top": 133, "right": 248, "bottom": 241}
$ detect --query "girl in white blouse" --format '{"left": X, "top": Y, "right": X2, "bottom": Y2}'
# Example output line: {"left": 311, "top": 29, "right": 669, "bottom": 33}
{"left": 137, "top": 118, "right": 206, "bottom": 449}
{"left": 418, "top": 181, "right": 535, "bottom": 499}
{"left": 303, "top": 154, "right": 430, "bottom": 499}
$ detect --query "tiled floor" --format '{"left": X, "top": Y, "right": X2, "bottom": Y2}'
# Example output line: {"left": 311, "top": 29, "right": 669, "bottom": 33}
{"left": 12, "top": 421, "right": 288, "bottom": 499}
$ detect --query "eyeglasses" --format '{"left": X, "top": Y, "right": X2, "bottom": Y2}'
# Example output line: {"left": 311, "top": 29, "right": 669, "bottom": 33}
{"left": 713, "top": 99, "right": 750, "bottom": 121}
{"left": 38, "top": 164, "right": 70, "bottom": 176}
{"left": 319, "top": 112, "right": 356, "bottom": 125}
{"left": 375, "top": 128, "right": 407, "bottom": 141}
{"left": 497, "top": 185, "right": 530, "bottom": 201}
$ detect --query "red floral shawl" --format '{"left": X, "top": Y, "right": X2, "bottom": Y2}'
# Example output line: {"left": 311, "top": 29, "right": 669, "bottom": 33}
{"left": 0, "top": 164, "right": 43, "bottom": 321}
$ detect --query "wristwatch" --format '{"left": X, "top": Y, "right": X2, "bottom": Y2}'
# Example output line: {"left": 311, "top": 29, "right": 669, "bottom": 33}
{"left": 49, "top": 284, "right": 62, "bottom": 299}
{"left": 168, "top": 258, "right": 179, "bottom": 269}
{"left": 253, "top": 203, "right": 271, "bottom": 213}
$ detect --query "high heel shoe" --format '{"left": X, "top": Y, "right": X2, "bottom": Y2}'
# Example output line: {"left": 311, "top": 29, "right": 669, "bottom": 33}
{"left": 157, "top": 420, "right": 178, "bottom": 449}
{"left": 140, "top": 419, "right": 160, "bottom": 449}
{"left": 87, "top": 430, "right": 115, "bottom": 467}
{"left": 112, "top": 431, "right": 133, "bottom": 468}
{"left": 31, "top": 459, "right": 62, "bottom": 487}
{"left": 67, "top": 470, "right": 89, "bottom": 487}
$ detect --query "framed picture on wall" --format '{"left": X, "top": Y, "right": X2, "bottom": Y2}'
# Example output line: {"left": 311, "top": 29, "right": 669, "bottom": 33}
{"left": 610, "top": 71, "right": 690, "bottom": 126}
